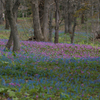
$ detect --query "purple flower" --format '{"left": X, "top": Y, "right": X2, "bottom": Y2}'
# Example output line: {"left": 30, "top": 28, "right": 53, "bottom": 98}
{"left": 17, "top": 83, "right": 21, "bottom": 87}
{"left": 82, "top": 94, "right": 84, "bottom": 97}
{"left": 9, "top": 83, "right": 16, "bottom": 86}
{"left": 57, "top": 88, "right": 59, "bottom": 90}
{"left": 44, "top": 87, "right": 46, "bottom": 89}
{"left": 49, "top": 87, "right": 53, "bottom": 89}
{"left": 37, "top": 79, "right": 39, "bottom": 81}
{"left": 35, "top": 74, "right": 38, "bottom": 76}
{"left": 71, "top": 78, "right": 73, "bottom": 80}
{"left": 87, "top": 71, "right": 90, "bottom": 74}
{"left": 36, "top": 95, "right": 38, "bottom": 98}
{"left": 81, "top": 84, "right": 84, "bottom": 86}
{"left": 9, "top": 83, "right": 20, "bottom": 87}
{"left": 81, "top": 71, "right": 84, "bottom": 73}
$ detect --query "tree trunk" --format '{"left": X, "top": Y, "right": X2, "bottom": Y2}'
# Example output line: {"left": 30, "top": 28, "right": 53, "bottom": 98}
{"left": 68, "top": 8, "right": 71, "bottom": 33}
{"left": 32, "top": 0, "right": 44, "bottom": 41}
{"left": 5, "top": 31, "right": 13, "bottom": 49}
{"left": 5, "top": 11, "right": 9, "bottom": 29}
{"left": 70, "top": 17, "right": 77, "bottom": 43}
{"left": 54, "top": 0, "right": 59, "bottom": 43}
{"left": 81, "top": 11, "right": 85, "bottom": 24}
{"left": 0, "top": 0, "right": 3, "bottom": 24}
{"left": 42, "top": 0, "right": 49, "bottom": 42}
{"left": 64, "top": 0, "right": 72, "bottom": 34}
{"left": 49, "top": 9, "right": 53, "bottom": 42}
{"left": 64, "top": 0, "right": 69, "bottom": 34}
{"left": 39, "top": 0, "right": 44, "bottom": 33}
{"left": 5, "top": 0, "right": 20, "bottom": 51}
{"left": 65, "top": 16, "right": 68, "bottom": 34}
{"left": 14, "top": 10, "right": 18, "bottom": 22}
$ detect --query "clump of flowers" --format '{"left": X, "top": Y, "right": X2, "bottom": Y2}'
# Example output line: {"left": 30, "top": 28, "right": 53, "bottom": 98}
{"left": 9, "top": 83, "right": 20, "bottom": 87}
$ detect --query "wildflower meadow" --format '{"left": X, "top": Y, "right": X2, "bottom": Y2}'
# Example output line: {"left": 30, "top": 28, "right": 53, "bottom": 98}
{"left": 0, "top": 38, "right": 100, "bottom": 100}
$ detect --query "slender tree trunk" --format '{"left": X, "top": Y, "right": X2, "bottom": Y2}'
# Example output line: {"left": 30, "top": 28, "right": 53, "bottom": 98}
{"left": 5, "top": 11, "right": 9, "bottom": 29}
{"left": 39, "top": 0, "right": 44, "bottom": 33}
{"left": 42, "top": 0, "right": 49, "bottom": 42}
{"left": 49, "top": 9, "right": 53, "bottom": 42}
{"left": 64, "top": 0, "right": 69, "bottom": 34}
{"left": 91, "top": 0, "right": 94, "bottom": 44}
{"left": 65, "top": 16, "right": 68, "bottom": 34}
{"left": 32, "top": 0, "right": 44, "bottom": 41}
{"left": 4, "top": 1, "right": 9, "bottom": 29}
{"left": 68, "top": 10, "right": 71, "bottom": 33}
{"left": 0, "top": 0, "right": 3, "bottom": 24}
{"left": 5, "top": 0, "right": 20, "bottom": 51}
{"left": 70, "top": 17, "right": 77, "bottom": 43}
{"left": 81, "top": 11, "right": 85, "bottom": 24}
{"left": 54, "top": 0, "right": 59, "bottom": 43}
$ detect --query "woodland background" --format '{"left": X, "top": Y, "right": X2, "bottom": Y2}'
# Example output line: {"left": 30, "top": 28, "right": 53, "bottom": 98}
{"left": 0, "top": 0, "right": 100, "bottom": 51}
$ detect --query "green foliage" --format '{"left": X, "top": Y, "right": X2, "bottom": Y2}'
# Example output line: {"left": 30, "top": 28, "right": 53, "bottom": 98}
{"left": 60, "top": 93, "right": 70, "bottom": 100}
{"left": 8, "top": 90, "right": 16, "bottom": 97}
{"left": 12, "top": 52, "right": 16, "bottom": 57}
{"left": 0, "top": 87, "right": 9, "bottom": 93}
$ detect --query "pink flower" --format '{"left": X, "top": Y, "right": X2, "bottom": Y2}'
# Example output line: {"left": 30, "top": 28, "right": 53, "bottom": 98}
{"left": 9, "top": 83, "right": 20, "bottom": 87}
{"left": 25, "top": 72, "right": 27, "bottom": 74}
{"left": 82, "top": 94, "right": 84, "bottom": 97}
{"left": 9, "top": 83, "right": 16, "bottom": 86}
{"left": 57, "top": 88, "right": 59, "bottom": 90}
{"left": 36, "top": 95, "right": 38, "bottom": 98}
{"left": 35, "top": 74, "right": 38, "bottom": 76}
{"left": 81, "top": 84, "right": 84, "bottom": 86}
{"left": 87, "top": 72, "right": 90, "bottom": 74}
{"left": 44, "top": 87, "right": 46, "bottom": 89}
{"left": 81, "top": 71, "right": 84, "bottom": 73}
{"left": 71, "top": 78, "right": 73, "bottom": 80}
{"left": 17, "top": 83, "right": 21, "bottom": 87}
{"left": 49, "top": 87, "right": 53, "bottom": 89}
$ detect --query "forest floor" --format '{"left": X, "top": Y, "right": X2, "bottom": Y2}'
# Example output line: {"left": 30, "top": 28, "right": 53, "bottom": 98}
{"left": 0, "top": 18, "right": 100, "bottom": 100}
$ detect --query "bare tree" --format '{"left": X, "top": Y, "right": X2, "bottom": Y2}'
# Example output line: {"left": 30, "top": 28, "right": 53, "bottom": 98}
{"left": 31, "top": 0, "right": 54, "bottom": 42}
{"left": 64, "top": 0, "right": 71, "bottom": 34}
{"left": 31, "top": 0, "right": 44, "bottom": 41}
{"left": 42, "top": 0, "right": 50, "bottom": 42}
{"left": 54, "top": 0, "right": 59, "bottom": 43}
{"left": 5, "top": 0, "right": 20, "bottom": 51}
{"left": 39, "top": 0, "right": 44, "bottom": 33}
{"left": 49, "top": 5, "right": 54, "bottom": 42}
